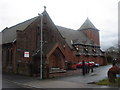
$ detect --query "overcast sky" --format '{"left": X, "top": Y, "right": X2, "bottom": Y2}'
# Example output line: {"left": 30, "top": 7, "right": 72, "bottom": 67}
{"left": 0, "top": 0, "right": 119, "bottom": 50}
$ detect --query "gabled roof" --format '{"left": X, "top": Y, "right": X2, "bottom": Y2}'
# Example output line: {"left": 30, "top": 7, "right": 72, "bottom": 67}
{"left": 78, "top": 18, "right": 99, "bottom": 31}
{"left": 33, "top": 42, "right": 65, "bottom": 58}
{"left": 2, "top": 10, "right": 98, "bottom": 48}
{"left": 2, "top": 16, "right": 38, "bottom": 44}
{"left": 56, "top": 26, "right": 97, "bottom": 48}
{"left": 43, "top": 42, "right": 65, "bottom": 58}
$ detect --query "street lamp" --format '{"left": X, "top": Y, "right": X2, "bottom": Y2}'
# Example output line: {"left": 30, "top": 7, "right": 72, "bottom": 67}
{"left": 40, "top": 14, "right": 43, "bottom": 80}
{"left": 39, "top": 6, "right": 46, "bottom": 80}
{"left": 38, "top": 13, "right": 43, "bottom": 80}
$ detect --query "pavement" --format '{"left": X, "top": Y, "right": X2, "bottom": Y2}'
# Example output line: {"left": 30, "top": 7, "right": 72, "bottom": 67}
{"left": 3, "top": 64, "right": 115, "bottom": 88}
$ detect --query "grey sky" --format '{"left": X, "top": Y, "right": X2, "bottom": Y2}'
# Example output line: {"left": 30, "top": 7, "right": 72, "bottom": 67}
{"left": 0, "top": 0, "right": 119, "bottom": 50}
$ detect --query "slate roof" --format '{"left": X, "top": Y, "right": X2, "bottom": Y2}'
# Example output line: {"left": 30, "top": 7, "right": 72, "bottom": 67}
{"left": 78, "top": 18, "right": 99, "bottom": 31}
{"left": 2, "top": 16, "right": 38, "bottom": 44}
{"left": 2, "top": 11, "right": 98, "bottom": 49}
{"left": 56, "top": 26, "right": 97, "bottom": 48}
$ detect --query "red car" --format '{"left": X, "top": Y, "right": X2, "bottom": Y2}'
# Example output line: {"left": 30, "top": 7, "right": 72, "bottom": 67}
{"left": 88, "top": 61, "right": 95, "bottom": 67}
{"left": 76, "top": 61, "right": 95, "bottom": 68}
{"left": 76, "top": 62, "right": 89, "bottom": 68}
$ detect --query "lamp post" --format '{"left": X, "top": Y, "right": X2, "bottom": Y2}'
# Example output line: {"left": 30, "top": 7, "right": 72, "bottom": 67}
{"left": 39, "top": 6, "right": 46, "bottom": 80}
{"left": 40, "top": 13, "right": 43, "bottom": 80}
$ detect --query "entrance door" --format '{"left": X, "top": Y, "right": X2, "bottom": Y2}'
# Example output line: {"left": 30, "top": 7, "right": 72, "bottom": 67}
{"left": 49, "top": 53, "right": 58, "bottom": 68}
{"left": 48, "top": 48, "right": 65, "bottom": 69}
{"left": 32, "top": 56, "right": 40, "bottom": 76}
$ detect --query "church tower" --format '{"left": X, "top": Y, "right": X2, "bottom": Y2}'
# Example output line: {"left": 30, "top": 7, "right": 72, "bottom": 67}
{"left": 78, "top": 18, "right": 100, "bottom": 46}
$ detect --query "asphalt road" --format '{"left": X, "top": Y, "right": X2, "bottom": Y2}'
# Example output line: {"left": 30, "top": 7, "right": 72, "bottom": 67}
{"left": 54, "top": 65, "right": 112, "bottom": 84}
{"left": 2, "top": 65, "right": 113, "bottom": 88}
{"left": 2, "top": 79, "right": 37, "bottom": 90}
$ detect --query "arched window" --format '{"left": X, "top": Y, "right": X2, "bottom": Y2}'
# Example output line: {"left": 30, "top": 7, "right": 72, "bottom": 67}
{"left": 6, "top": 48, "right": 13, "bottom": 66}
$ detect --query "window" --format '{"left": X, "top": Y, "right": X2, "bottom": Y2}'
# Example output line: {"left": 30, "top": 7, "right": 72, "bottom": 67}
{"left": 6, "top": 48, "right": 13, "bottom": 66}
{"left": 92, "top": 48, "right": 96, "bottom": 52}
{"left": 84, "top": 47, "right": 88, "bottom": 52}
{"left": 75, "top": 45, "right": 79, "bottom": 51}
{"left": 6, "top": 49, "right": 9, "bottom": 65}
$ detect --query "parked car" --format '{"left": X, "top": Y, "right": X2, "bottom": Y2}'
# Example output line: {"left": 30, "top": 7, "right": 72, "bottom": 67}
{"left": 88, "top": 61, "right": 100, "bottom": 67}
{"left": 94, "top": 63, "right": 100, "bottom": 67}
{"left": 88, "top": 61, "right": 95, "bottom": 67}
{"left": 76, "top": 61, "right": 97, "bottom": 68}
{"left": 76, "top": 62, "right": 89, "bottom": 68}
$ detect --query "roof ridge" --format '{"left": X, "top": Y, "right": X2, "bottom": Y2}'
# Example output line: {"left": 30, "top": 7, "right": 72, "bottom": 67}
{"left": 2, "top": 16, "right": 38, "bottom": 32}
{"left": 2, "top": 16, "right": 39, "bottom": 44}
{"left": 56, "top": 25, "right": 76, "bottom": 31}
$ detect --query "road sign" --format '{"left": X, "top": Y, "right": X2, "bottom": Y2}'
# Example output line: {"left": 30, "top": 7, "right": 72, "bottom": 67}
{"left": 24, "top": 51, "right": 29, "bottom": 58}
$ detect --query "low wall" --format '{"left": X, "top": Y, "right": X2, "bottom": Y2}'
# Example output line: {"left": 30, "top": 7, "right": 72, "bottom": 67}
{"left": 49, "top": 69, "right": 82, "bottom": 78}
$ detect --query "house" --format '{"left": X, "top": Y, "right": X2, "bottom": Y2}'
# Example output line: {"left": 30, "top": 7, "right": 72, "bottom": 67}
{"left": 2, "top": 8, "right": 107, "bottom": 78}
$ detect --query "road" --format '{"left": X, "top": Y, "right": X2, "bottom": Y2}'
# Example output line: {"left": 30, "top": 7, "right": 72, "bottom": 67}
{"left": 2, "top": 78, "right": 39, "bottom": 90}
{"left": 54, "top": 65, "right": 112, "bottom": 84}
{"left": 2, "top": 65, "right": 113, "bottom": 88}
{"left": 3, "top": 79, "right": 25, "bottom": 88}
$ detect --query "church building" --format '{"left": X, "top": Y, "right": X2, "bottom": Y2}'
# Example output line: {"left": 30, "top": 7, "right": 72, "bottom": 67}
{"left": 2, "top": 8, "right": 107, "bottom": 78}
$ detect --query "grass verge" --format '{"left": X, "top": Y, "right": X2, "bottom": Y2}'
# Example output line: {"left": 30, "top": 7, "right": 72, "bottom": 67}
{"left": 96, "top": 78, "right": 120, "bottom": 86}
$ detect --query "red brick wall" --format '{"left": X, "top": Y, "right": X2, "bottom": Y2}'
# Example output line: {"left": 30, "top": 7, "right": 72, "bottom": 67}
{"left": 74, "top": 55, "right": 106, "bottom": 65}
{"left": 2, "top": 45, "right": 7, "bottom": 71}
{"left": 16, "top": 18, "right": 40, "bottom": 75}
{"left": 16, "top": 17, "right": 40, "bottom": 62}
{"left": 15, "top": 14, "right": 67, "bottom": 75}
{"left": 2, "top": 43, "right": 16, "bottom": 72}
{"left": 82, "top": 29, "right": 100, "bottom": 46}
{"left": 42, "top": 12, "right": 65, "bottom": 44}
{"left": 12, "top": 43, "right": 17, "bottom": 72}
{"left": 64, "top": 45, "right": 76, "bottom": 62}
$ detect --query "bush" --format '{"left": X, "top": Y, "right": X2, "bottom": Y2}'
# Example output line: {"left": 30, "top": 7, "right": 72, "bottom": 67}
{"left": 115, "top": 77, "right": 120, "bottom": 85}
{"left": 107, "top": 65, "right": 120, "bottom": 83}
{"left": 106, "top": 55, "right": 113, "bottom": 63}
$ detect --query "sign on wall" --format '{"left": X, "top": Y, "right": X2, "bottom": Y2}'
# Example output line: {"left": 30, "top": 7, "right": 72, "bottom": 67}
{"left": 24, "top": 51, "right": 29, "bottom": 58}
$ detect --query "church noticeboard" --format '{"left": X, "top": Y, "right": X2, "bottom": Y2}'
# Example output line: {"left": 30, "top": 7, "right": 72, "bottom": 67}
{"left": 24, "top": 51, "right": 29, "bottom": 58}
